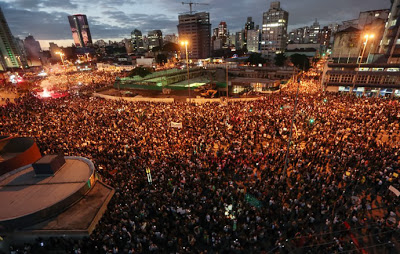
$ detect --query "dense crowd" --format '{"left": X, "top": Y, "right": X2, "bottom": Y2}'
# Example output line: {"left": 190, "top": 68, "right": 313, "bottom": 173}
{"left": 1, "top": 70, "right": 400, "bottom": 253}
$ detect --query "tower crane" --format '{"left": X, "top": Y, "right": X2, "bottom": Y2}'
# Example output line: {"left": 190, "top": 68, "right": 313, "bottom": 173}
{"left": 182, "top": 1, "right": 209, "bottom": 14}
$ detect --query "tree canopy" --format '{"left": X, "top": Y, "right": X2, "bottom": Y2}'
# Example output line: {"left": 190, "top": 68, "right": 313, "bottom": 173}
{"left": 129, "top": 67, "right": 153, "bottom": 78}
{"left": 246, "top": 53, "right": 266, "bottom": 66}
{"left": 290, "top": 54, "right": 310, "bottom": 71}
{"left": 274, "top": 53, "right": 287, "bottom": 67}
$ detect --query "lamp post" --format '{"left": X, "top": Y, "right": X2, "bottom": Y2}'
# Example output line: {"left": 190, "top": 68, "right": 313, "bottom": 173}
{"left": 181, "top": 41, "right": 190, "bottom": 102}
{"left": 56, "top": 51, "right": 65, "bottom": 67}
{"left": 16, "top": 56, "right": 24, "bottom": 72}
{"left": 352, "top": 34, "right": 374, "bottom": 92}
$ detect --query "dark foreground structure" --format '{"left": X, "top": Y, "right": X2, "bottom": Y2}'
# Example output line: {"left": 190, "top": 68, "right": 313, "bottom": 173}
{"left": 0, "top": 154, "right": 114, "bottom": 248}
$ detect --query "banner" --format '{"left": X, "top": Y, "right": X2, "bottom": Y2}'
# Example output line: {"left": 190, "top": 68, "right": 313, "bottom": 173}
{"left": 389, "top": 185, "right": 400, "bottom": 197}
{"left": 171, "top": 122, "right": 182, "bottom": 129}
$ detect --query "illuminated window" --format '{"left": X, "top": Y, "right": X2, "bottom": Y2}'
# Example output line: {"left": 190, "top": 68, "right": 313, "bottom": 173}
{"left": 356, "top": 75, "right": 368, "bottom": 83}
{"left": 369, "top": 75, "right": 380, "bottom": 83}
{"left": 383, "top": 76, "right": 396, "bottom": 85}
{"left": 341, "top": 74, "right": 353, "bottom": 83}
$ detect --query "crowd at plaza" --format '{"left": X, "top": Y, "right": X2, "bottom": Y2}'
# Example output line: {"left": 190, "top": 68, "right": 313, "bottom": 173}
{"left": 2, "top": 70, "right": 400, "bottom": 253}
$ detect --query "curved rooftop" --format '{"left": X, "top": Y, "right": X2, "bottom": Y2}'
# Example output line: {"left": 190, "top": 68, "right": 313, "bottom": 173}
{"left": 0, "top": 156, "right": 94, "bottom": 230}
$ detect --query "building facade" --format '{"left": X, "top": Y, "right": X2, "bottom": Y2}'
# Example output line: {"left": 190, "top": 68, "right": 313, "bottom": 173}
{"left": 24, "top": 35, "right": 42, "bottom": 66}
{"left": 148, "top": 30, "right": 163, "bottom": 50}
{"left": 245, "top": 17, "right": 255, "bottom": 42}
{"left": 177, "top": 12, "right": 211, "bottom": 59}
{"left": 380, "top": 0, "right": 400, "bottom": 63}
{"left": 0, "top": 7, "right": 26, "bottom": 70}
{"left": 68, "top": 14, "right": 93, "bottom": 48}
{"left": 247, "top": 29, "right": 261, "bottom": 53}
{"left": 261, "top": 1, "right": 289, "bottom": 58}
{"left": 131, "top": 29, "right": 144, "bottom": 53}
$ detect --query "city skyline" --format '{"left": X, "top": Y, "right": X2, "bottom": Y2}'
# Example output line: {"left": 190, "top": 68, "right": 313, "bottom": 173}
{"left": 0, "top": 0, "right": 390, "bottom": 49}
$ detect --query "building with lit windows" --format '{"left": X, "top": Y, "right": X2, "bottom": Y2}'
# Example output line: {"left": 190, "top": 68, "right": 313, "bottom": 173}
{"left": 247, "top": 29, "right": 261, "bottom": 53}
{"left": 148, "top": 30, "right": 163, "bottom": 50}
{"left": 131, "top": 29, "right": 144, "bottom": 53}
{"left": 245, "top": 17, "right": 255, "bottom": 41}
{"left": 380, "top": 0, "right": 400, "bottom": 64}
{"left": 309, "top": 19, "right": 320, "bottom": 43}
{"left": 177, "top": 12, "right": 211, "bottom": 59}
{"left": 0, "top": 7, "right": 26, "bottom": 70}
{"left": 261, "top": 1, "right": 289, "bottom": 59}
{"left": 68, "top": 14, "right": 93, "bottom": 48}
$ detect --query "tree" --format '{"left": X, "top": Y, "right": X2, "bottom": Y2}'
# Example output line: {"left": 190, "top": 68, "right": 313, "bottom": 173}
{"left": 162, "top": 42, "right": 180, "bottom": 52}
{"left": 129, "top": 67, "right": 153, "bottom": 78}
{"left": 274, "top": 53, "right": 287, "bottom": 67}
{"left": 290, "top": 54, "right": 310, "bottom": 71}
{"left": 156, "top": 54, "right": 168, "bottom": 65}
{"left": 246, "top": 53, "right": 266, "bottom": 66}
{"left": 151, "top": 46, "right": 162, "bottom": 52}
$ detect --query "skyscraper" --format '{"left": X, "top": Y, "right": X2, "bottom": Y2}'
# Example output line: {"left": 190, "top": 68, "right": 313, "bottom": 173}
{"left": 0, "top": 7, "right": 25, "bottom": 70}
{"left": 309, "top": 19, "right": 320, "bottom": 43}
{"left": 148, "top": 30, "right": 163, "bottom": 50}
{"left": 261, "top": 1, "right": 289, "bottom": 58}
{"left": 177, "top": 12, "right": 211, "bottom": 59}
{"left": 131, "top": 29, "right": 144, "bottom": 53}
{"left": 68, "top": 14, "right": 93, "bottom": 47}
{"left": 245, "top": 17, "right": 255, "bottom": 41}
{"left": 380, "top": 0, "right": 400, "bottom": 63}
{"left": 24, "top": 35, "right": 42, "bottom": 66}
{"left": 247, "top": 29, "right": 261, "bottom": 53}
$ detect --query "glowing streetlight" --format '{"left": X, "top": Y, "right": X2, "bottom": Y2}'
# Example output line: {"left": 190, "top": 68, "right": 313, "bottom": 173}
{"left": 55, "top": 51, "right": 65, "bottom": 66}
{"left": 181, "top": 41, "right": 190, "bottom": 102}
{"left": 352, "top": 34, "right": 374, "bottom": 92}
{"left": 16, "top": 56, "right": 24, "bottom": 71}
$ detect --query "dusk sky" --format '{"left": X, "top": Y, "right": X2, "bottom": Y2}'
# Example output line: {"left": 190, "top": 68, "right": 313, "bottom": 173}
{"left": 1, "top": 0, "right": 390, "bottom": 49}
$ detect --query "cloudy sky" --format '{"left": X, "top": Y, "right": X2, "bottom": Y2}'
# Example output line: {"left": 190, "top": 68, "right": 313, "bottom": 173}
{"left": 1, "top": 0, "right": 390, "bottom": 49}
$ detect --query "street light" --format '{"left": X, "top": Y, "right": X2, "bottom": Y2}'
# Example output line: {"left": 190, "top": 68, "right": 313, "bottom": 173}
{"left": 55, "top": 51, "right": 65, "bottom": 67}
{"left": 181, "top": 41, "right": 190, "bottom": 103}
{"left": 16, "top": 56, "right": 24, "bottom": 71}
{"left": 352, "top": 34, "right": 374, "bottom": 92}
{"left": 358, "top": 34, "right": 374, "bottom": 64}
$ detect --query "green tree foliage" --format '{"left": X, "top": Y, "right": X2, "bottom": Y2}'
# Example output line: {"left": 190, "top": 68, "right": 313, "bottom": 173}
{"left": 246, "top": 53, "right": 266, "bottom": 66}
{"left": 129, "top": 67, "right": 153, "bottom": 78}
{"left": 274, "top": 53, "right": 287, "bottom": 67}
{"left": 290, "top": 54, "right": 310, "bottom": 71}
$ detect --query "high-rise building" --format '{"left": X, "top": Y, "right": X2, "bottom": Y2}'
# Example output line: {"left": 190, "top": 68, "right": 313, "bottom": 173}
{"left": 0, "top": 7, "right": 25, "bottom": 70}
{"left": 261, "top": 1, "right": 289, "bottom": 58}
{"left": 178, "top": 12, "right": 211, "bottom": 59}
{"left": 131, "top": 29, "right": 144, "bottom": 53}
{"left": 24, "top": 35, "right": 42, "bottom": 66}
{"left": 68, "top": 14, "right": 93, "bottom": 47}
{"left": 247, "top": 29, "right": 261, "bottom": 53}
{"left": 380, "top": 0, "right": 400, "bottom": 63}
{"left": 309, "top": 19, "right": 320, "bottom": 43}
{"left": 318, "top": 26, "right": 332, "bottom": 47}
{"left": 218, "top": 22, "right": 228, "bottom": 38}
{"left": 148, "top": 30, "right": 163, "bottom": 50}
{"left": 245, "top": 17, "right": 255, "bottom": 41}
{"left": 123, "top": 38, "right": 134, "bottom": 54}
{"left": 235, "top": 30, "right": 245, "bottom": 49}
{"left": 163, "top": 34, "right": 178, "bottom": 44}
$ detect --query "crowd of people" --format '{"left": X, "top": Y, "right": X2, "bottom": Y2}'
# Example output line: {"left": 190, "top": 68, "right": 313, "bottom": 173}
{"left": 1, "top": 69, "right": 400, "bottom": 253}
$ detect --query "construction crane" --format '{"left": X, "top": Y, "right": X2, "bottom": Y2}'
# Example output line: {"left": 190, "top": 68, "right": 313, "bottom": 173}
{"left": 182, "top": 1, "right": 209, "bottom": 14}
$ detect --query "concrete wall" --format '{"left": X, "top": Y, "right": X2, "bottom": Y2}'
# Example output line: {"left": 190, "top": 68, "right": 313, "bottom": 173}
{"left": 93, "top": 93, "right": 175, "bottom": 103}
